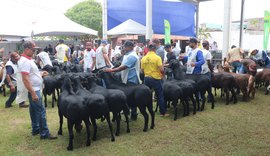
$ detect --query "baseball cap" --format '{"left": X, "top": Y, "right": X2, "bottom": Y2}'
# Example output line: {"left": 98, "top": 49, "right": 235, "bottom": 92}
{"left": 164, "top": 44, "right": 171, "bottom": 49}
{"left": 189, "top": 37, "right": 198, "bottom": 44}
{"left": 123, "top": 41, "right": 134, "bottom": 47}
{"left": 101, "top": 40, "right": 107, "bottom": 44}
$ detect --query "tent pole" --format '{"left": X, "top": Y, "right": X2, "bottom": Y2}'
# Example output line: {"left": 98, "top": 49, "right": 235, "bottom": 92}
{"left": 146, "top": 0, "right": 152, "bottom": 40}
{"left": 222, "top": 0, "right": 232, "bottom": 63}
{"left": 102, "top": 0, "right": 108, "bottom": 40}
{"left": 239, "top": 0, "right": 245, "bottom": 48}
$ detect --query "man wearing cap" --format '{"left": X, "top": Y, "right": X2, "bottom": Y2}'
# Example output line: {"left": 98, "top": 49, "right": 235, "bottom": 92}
{"left": 249, "top": 49, "right": 270, "bottom": 68}
{"left": 3, "top": 52, "right": 27, "bottom": 108}
{"left": 55, "top": 39, "right": 70, "bottom": 64}
{"left": 239, "top": 58, "right": 257, "bottom": 98}
{"left": 18, "top": 41, "right": 57, "bottom": 140}
{"left": 141, "top": 41, "right": 168, "bottom": 117}
{"left": 227, "top": 45, "right": 244, "bottom": 73}
{"left": 179, "top": 38, "right": 205, "bottom": 74}
{"left": 96, "top": 40, "right": 112, "bottom": 70}
{"left": 104, "top": 40, "right": 141, "bottom": 120}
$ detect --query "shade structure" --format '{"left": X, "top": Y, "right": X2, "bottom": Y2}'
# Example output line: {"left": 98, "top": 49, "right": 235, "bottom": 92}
{"left": 32, "top": 14, "right": 98, "bottom": 36}
{"left": 0, "top": 1, "right": 32, "bottom": 38}
{"left": 107, "top": 19, "right": 149, "bottom": 35}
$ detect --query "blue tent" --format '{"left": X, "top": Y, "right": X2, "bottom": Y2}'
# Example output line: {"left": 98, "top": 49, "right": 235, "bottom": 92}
{"left": 108, "top": 0, "right": 196, "bottom": 37}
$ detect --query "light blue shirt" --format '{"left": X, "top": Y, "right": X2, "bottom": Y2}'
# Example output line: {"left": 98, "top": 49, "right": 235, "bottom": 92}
{"left": 123, "top": 51, "right": 139, "bottom": 84}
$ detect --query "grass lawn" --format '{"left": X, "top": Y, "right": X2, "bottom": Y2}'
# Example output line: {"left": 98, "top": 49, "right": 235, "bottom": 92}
{"left": 0, "top": 88, "right": 270, "bottom": 156}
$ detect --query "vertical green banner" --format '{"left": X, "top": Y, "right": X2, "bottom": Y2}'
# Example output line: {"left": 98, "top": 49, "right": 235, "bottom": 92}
{"left": 264, "top": 10, "right": 270, "bottom": 50}
{"left": 164, "top": 19, "right": 171, "bottom": 44}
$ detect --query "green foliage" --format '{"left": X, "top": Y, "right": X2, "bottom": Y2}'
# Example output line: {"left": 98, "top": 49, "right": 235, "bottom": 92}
{"left": 198, "top": 27, "right": 212, "bottom": 41}
{"left": 65, "top": 0, "right": 102, "bottom": 38}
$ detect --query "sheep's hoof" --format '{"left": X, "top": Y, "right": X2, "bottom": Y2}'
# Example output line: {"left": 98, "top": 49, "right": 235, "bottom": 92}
{"left": 67, "top": 146, "right": 73, "bottom": 151}
{"left": 143, "top": 128, "right": 148, "bottom": 132}
{"left": 58, "top": 131, "right": 62, "bottom": 135}
{"left": 111, "top": 138, "right": 115, "bottom": 142}
{"left": 115, "top": 132, "right": 119, "bottom": 136}
{"left": 92, "top": 137, "right": 97, "bottom": 141}
{"left": 127, "top": 129, "right": 130, "bottom": 133}
{"left": 150, "top": 125, "right": 155, "bottom": 129}
{"left": 86, "top": 141, "right": 90, "bottom": 146}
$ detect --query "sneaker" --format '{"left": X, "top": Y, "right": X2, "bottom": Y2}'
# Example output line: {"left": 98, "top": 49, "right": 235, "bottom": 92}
{"left": 5, "top": 105, "right": 12, "bottom": 108}
{"left": 19, "top": 104, "right": 29, "bottom": 108}
{"left": 40, "top": 134, "right": 58, "bottom": 140}
{"left": 160, "top": 113, "right": 170, "bottom": 117}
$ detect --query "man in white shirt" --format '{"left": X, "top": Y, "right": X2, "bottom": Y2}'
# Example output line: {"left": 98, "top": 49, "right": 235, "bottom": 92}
{"left": 80, "top": 42, "right": 96, "bottom": 72}
{"left": 36, "top": 48, "right": 53, "bottom": 74}
{"left": 18, "top": 41, "right": 57, "bottom": 140}
{"left": 95, "top": 40, "right": 112, "bottom": 70}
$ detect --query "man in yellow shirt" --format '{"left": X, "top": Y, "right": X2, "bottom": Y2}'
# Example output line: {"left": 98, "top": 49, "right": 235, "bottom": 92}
{"left": 141, "top": 41, "right": 169, "bottom": 117}
{"left": 55, "top": 39, "right": 70, "bottom": 64}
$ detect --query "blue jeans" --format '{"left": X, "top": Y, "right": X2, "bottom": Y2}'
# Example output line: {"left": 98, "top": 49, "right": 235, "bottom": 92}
{"left": 231, "top": 61, "right": 242, "bottom": 73}
{"left": 28, "top": 91, "right": 50, "bottom": 137}
{"left": 5, "top": 87, "right": 17, "bottom": 107}
{"left": 144, "top": 77, "right": 166, "bottom": 115}
{"left": 239, "top": 64, "right": 247, "bottom": 74}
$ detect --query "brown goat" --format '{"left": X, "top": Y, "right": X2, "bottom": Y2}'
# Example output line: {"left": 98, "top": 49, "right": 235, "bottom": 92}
{"left": 217, "top": 64, "right": 249, "bottom": 101}
{"left": 255, "top": 68, "right": 270, "bottom": 95}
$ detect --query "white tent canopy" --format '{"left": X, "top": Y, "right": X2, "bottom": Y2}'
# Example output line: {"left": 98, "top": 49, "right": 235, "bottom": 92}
{"left": 32, "top": 14, "right": 98, "bottom": 36}
{"left": 107, "top": 19, "right": 150, "bottom": 35}
{"left": 0, "top": 1, "right": 32, "bottom": 38}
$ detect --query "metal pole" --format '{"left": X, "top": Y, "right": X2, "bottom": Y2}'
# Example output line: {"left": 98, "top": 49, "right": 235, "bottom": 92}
{"left": 239, "top": 0, "right": 245, "bottom": 48}
{"left": 222, "top": 0, "right": 232, "bottom": 62}
{"left": 102, "top": 0, "right": 108, "bottom": 40}
{"left": 146, "top": 0, "right": 152, "bottom": 40}
{"left": 195, "top": 3, "right": 199, "bottom": 38}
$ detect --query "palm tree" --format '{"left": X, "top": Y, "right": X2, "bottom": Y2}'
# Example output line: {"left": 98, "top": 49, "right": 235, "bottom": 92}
{"left": 198, "top": 27, "right": 212, "bottom": 41}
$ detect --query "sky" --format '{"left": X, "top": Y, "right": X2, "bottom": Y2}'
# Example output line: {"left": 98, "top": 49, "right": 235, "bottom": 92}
{"left": 199, "top": 0, "right": 270, "bottom": 25}
{"left": 3, "top": 0, "right": 270, "bottom": 25}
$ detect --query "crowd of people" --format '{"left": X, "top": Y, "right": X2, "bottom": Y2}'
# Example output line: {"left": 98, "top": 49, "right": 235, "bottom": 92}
{"left": 0, "top": 37, "right": 269, "bottom": 142}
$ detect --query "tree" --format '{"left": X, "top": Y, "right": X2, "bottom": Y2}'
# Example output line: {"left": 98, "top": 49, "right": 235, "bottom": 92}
{"left": 198, "top": 27, "right": 212, "bottom": 41}
{"left": 65, "top": 0, "right": 102, "bottom": 38}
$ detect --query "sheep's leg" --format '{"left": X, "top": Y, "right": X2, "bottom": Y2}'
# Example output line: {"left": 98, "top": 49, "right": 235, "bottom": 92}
{"left": 230, "top": 87, "right": 237, "bottom": 104}
{"left": 90, "top": 117, "right": 97, "bottom": 141}
{"left": 173, "top": 100, "right": 178, "bottom": 120}
{"left": 200, "top": 92, "right": 206, "bottom": 111}
{"left": 185, "top": 99, "right": 190, "bottom": 116}
{"left": 124, "top": 112, "right": 130, "bottom": 133}
{"left": 138, "top": 105, "right": 149, "bottom": 132}
{"left": 114, "top": 112, "right": 120, "bottom": 136}
{"left": 67, "top": 120, "right": 74, "bottom": 151}
{"left": 190, "top": 95, "right": 196, "bottom": 115}
{"left": 195, "top": 92, "right": 200, "bottom": 111}
{"left": 207, "top": 87, "right": 215, "bottom": 109}
{"left": 84, "top": 119, "right": 91, "bottom": 147}
{"left": 105, "top": 113, "right": 115, "bottom": 142}
{"left": 146, "top": 99, "right": 155, "bottom": 129}
{"left": 154, "top": 102, "right": 158, "bottom": 112}
{"left": 225, "top": 88, "right": 229, "bottom": 105}
{"left": 52, "top": 92, "right": 55, "bottom": 108}
{"left": 43, "top": 92, "right": 47, "bottom": 108}
{"left": 57, "top": 110, "right": 63, "bottom": 135}
{"left": 181, "top": 100, "right": 186, "bottom": 117}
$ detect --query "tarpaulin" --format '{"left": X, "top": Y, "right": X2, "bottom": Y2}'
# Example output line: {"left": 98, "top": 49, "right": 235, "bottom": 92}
{"left": 107, "top": 0, "right": 196, "bottom": 37}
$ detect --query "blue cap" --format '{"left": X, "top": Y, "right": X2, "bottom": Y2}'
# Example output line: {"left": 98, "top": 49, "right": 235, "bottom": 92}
{"left": 101, "top": 40, "right": 107, "bottom": 44}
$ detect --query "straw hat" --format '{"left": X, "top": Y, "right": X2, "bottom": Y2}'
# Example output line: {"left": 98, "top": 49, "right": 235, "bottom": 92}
{"left": 248, "top": 49, "right": 257, "bottom": 57}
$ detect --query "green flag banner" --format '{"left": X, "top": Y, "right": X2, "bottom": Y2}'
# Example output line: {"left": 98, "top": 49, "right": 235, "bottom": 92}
{"left": 164, "top": 19, "right": 171, "bottom": 44}
{"left": 263, "top": 10, "right": 270, "bottom": 50}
